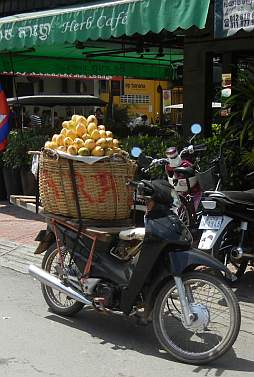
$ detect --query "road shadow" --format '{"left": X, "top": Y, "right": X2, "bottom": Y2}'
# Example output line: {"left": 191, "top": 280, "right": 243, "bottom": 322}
{"left": 46, "top": 309, "right": 254, "bottom": 374}
{"left": 231, "top": 270, "right": 254, "bottom": 304}
{"left": 0, "top": 201, "right": 44, "bottom": 223}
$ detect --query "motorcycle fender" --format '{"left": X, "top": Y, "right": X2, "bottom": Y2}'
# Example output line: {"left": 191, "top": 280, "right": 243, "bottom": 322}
{"left": 144, "top": 248, "right": 232, "bottom": 318}
{"left": 198, "top": 216, "right": 233, "bottom": 251}
{"left": 169, "top": 248, "right": 231, "bottom": 278}
{"left": 34, "top": 229, "right": 55, "bottom": 255}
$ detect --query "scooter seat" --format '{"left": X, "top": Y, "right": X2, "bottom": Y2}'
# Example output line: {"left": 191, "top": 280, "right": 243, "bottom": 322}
{"left": 174, "top": 166, "right": 194, "bottom": 178}
{"left": 85, "top": 226, "right": 134, "bottom": 236}
{"left": 208, "top": 189, "right": 254, "bottom": 206}
{"left": 119, "top": 227, "right": 145, "bottom": 241}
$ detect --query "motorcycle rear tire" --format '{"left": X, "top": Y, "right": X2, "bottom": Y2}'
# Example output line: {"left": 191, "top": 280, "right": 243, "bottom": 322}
{"left": 153, "top": 272, "right": 240, "bottom": 364}
{"left": 177, "top": 198, "right": 191, "bottom": 227}
{"left": 41, "top": 246, "right": 85, "bottom": 317}
{"left": 214, "top": 225, "right": 248, "bottom": 280}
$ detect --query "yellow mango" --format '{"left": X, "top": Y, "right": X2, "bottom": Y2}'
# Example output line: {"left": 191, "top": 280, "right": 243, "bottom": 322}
{"left": 91, "top": 129, "right": 101, "bottom": 140}
{"left": 67, "top": 145, "right": 78, "bottom": 155}
{"left": 84, "top": 139, "right": 96, "bottom": 150}
{"left": 87, "top": 122, "right": 97, "bottom": 135}
{"left": 66, "top": 129, "right": 77, "bottom": 140}
{"left": 76, "top": 123, "right": 87, "bottom": 138}
{"left": 96, "top": 138, "right": 107, "bottom": 149}
{"left": 91, "top": 146, "right": 104, "bottom": 157}
{"left": 87, "top": 115, "right": 98, "bottom": 125}
{"left": 64, "top": 137, "right": 73, "bottom": 147}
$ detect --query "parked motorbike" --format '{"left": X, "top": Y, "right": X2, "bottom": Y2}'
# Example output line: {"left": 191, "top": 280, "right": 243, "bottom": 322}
{"left": 198, "top": 177, "right": 254, "bottom": 279}
{"left": 29, "top": 179, "right": 240, "bottom": 364}
{"left": 197, "top": 139, "right": 254, "bottom": 279}
{"left": 132, "top": 124, "right": 208, "bottom": 227}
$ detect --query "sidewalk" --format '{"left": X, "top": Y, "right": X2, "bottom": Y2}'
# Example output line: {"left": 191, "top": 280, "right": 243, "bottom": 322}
{"left": 0, "top": 201, "right": 45, "bottom": 273}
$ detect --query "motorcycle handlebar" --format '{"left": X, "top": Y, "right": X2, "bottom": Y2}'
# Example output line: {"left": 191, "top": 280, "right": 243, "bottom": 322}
{"left": 127, "top": 180, "right": 154, "bottom": 196}
{"left": 209, "top": 138, "right": 239, "bottom": 167}
{"left": 193, "top": 143, "right": 207, "bottom": 152}
{"left": 141, "top": 158, "right": 168, "bottom": 173}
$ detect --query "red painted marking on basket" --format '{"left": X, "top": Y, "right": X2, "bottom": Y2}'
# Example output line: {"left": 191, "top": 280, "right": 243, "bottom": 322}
{"left": 42, "top": 171, "right": 61, "bottom": 201}
{"left": 75, "top": 171, "right": 115, "bottom": 204}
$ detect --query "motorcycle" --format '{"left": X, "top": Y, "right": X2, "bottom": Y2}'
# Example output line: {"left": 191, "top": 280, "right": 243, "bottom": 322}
{"left": 197, "top": 140, "right": 254, "bottom": 279}
{"left": 198, "top": 176, "right": 254, "bottom": 279}
{"left": 132, "top": 124, "right": 208, "bottom": 227}
{"left": 29, "top": 179, "right": 240, "bottom": 364}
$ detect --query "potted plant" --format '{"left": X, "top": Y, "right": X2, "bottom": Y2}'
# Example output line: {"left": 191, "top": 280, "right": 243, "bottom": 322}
{"left": 0, "top": 153, "right": 7, "bottom": 200}
{"left": 20, "top": 132, "right": 48, "bottom": 195}
{"left": 2, "top": 130, "right": 48, "bottom": 199}
{"left": 2, "top": 131, "right": 23, "bottom": 199}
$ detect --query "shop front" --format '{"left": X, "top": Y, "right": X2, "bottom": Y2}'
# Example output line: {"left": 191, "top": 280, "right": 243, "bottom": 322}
{"left": 0, "top": 0, "right": 209, "bottom": 81}
{"left": 183, "top": 0, "right": 254, "bottom": 136}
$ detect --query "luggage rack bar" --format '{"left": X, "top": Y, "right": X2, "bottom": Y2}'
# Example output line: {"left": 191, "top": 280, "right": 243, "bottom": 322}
{"left": 10, "top": 195, "right": 133, "bottom": 228}
{"left": 10, "top": 195, "right": 44, "bottom": 214}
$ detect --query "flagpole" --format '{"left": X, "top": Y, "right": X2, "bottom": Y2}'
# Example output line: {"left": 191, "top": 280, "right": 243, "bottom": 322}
{"left": 9, "top": 53, "right": 23, "bottom": 132}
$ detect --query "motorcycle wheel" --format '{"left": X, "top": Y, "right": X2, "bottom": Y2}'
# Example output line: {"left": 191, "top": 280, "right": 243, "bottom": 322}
{"left": 41, "top": 246, "right": 85, "bottom": 316}
{"left": 153, "top": 272, "right": 240, "bottom": 364}
{"left": 214, "top": 226, "right": 248, "bottom": 280}
{"left": 230, "top": 260, "right": 248, "bottom": 280}
{"left": 177, "top": 201, "right": 191, "bottom": 227}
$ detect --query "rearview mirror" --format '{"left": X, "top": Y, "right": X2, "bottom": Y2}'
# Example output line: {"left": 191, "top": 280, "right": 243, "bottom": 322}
{"left": 131, "top": 147, "right": 142, "bottom": 158}
{"left": 191, "top": 123, "right": 202, "bottom": 135}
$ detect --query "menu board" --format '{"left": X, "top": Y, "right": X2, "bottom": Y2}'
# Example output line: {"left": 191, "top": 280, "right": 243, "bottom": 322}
{"left": 215, "top": 0, "right": 254, "bottom": 38}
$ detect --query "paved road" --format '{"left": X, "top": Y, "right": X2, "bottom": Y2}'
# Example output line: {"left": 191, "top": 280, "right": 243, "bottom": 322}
{"left": 0, "top": 266, "right": 254, "bottom": 377}
{"left": 1, "top": 201, "right": 254, "bottom": 376}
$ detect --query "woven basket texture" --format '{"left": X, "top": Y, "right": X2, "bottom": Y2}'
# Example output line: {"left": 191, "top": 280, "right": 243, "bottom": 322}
{"left": 39, "top": 153, "right": 136, "bottom": 220}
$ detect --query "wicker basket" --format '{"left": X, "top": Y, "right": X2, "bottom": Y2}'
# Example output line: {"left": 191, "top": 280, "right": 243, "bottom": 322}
{"left": 196, "top": 167, "right": 217, "bottom": 191}
{"left": 39, "top": 151, "right": 136, "bottom": 220}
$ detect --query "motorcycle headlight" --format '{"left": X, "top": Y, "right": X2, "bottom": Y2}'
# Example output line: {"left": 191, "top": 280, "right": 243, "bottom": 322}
{"left": 202, "top": 200, "right": 217, "bottom": 210}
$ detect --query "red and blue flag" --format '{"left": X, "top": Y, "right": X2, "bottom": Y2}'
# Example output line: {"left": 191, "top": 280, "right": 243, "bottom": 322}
{"left": 0, "top": 83, "right": 10, "bottom": 152}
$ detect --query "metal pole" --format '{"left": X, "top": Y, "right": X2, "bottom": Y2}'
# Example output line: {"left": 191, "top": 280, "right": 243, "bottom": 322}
{"left": 21, "top": 108, "right": 24, "bottom": 130}
{"left": 51, "top": 108, "right": 54, "bottom": 129}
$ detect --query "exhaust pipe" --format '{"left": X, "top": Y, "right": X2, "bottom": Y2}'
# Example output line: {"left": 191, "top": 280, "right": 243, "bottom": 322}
{"left": 231, "top": 247, "right": 254, "bottom": 260}
{"left": 28, "top": 264, "right": 92, "bottom": 306}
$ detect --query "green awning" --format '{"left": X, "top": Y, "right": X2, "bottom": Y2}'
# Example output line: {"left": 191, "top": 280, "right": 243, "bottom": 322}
{"left": 0, "top": 0, "right": 210, "bottom": 50}
{"left": 0, "top": 53, "right": 176, "bottom": 80}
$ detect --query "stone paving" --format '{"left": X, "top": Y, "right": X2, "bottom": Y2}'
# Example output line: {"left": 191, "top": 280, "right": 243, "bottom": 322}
{"left": 0, "top": 201, "right": 45, "bottom": 273}
{"left": 0, "top": 201, "right": 46, "bottom": 246}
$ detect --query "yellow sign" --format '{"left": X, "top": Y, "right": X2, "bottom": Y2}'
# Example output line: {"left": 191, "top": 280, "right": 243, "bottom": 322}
{"left": 124, "top": 79, "right": 154, "bottom": 95}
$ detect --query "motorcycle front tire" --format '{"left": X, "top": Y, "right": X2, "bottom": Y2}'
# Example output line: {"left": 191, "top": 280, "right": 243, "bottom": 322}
{"left": 153, "top": 271, "right": 240, "bottom": 364}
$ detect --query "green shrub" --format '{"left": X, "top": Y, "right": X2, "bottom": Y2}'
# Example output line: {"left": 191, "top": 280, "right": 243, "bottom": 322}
{"left": 121, "top": 133, "right": 185, "bottom": 159}
{"left": 121, "top": 125, "right": 251, "bottom": 190}
{"left": 2, "top": 130, "right": 48, "bottom": 169}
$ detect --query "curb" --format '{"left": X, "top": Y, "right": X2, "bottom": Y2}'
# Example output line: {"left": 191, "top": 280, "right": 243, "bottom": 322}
{"left": 0, "top": 238, "right": 42, "bottom": 274}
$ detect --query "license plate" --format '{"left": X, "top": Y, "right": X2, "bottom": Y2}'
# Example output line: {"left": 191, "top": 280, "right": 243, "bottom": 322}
{"left": 198, "top": 230, "right": 217, "bottom": 250}
{"left": 199, "top": 215, "right": 223, "bottom": 230}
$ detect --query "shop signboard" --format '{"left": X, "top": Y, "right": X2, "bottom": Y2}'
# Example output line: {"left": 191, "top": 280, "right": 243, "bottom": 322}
{"left": 163, "top": 90, "right": 171, "bottom": 109}
{"left": 0, "top": 0, "right": 210, "bottom": 50}
{"left": 220, "top": 73, "right": 232, "bottom": 116}
{"left": 215, "top": 0, "right": 254, "bottom": 38}
{"left": 124, "top": 79, "right": 154, "bottom": 95}
{"left": 0, "top": 71, "right": 122, "bottom": 81}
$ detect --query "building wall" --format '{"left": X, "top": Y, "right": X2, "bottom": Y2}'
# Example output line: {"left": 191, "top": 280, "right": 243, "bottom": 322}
{"left": 112, "top": 78, "right": 169, "bottom": 123}
{"left": 9, "top": 76, "right": 96, "bottom": 120}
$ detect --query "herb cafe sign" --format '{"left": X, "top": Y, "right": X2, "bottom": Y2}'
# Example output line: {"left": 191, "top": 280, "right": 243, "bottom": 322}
{"left": 0, "top": 4, "right": 131, "bottom": 48}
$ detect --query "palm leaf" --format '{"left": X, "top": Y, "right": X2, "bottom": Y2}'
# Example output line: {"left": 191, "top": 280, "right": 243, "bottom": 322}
{"left": 242, "top": 99, "right": 254, "bottom": 121}
{"left": 224, "top": 94, "right": 240, "bottom": 105}
{"left": 242, "top": 149, "right": 254, "bottom": 168}
{"left": 240, "top": 120, "right": 252, "bottom": 146}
